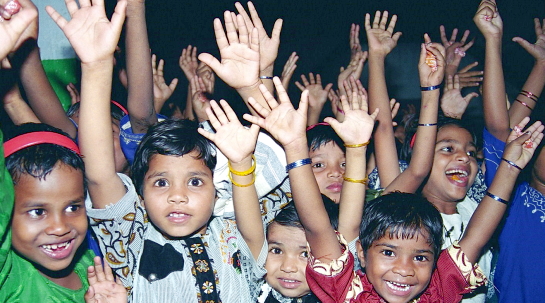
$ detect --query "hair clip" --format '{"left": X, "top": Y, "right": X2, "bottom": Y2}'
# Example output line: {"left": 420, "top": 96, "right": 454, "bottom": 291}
{"left": 4, "top": 132, "right": 81, "bottom": 158}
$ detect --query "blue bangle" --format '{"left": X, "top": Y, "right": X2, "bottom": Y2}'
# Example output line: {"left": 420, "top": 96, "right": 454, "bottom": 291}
{"left": 501, "top": 158, "right": 522, "bottom": 171}
{"left": 486, "top": 191, "right": 509, "bottom": 205}
{"left": 286, "top": 158, "right": 312, "bottom": 172}
{"left": 420, "top": 84, "right": 441, "bottom": 91}
{"left": 260, "top": 76, "right": 274, "bottom": 80}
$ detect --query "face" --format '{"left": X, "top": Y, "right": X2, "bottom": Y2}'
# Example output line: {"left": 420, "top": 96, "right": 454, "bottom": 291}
{"left": 11, "top": 162, "right": 87, "bottom": 273}
{"left": 358, "top": 231, "right": 435, "bottom": 303}
{"left": 309, "top": 142, "right": 345, "bottom": 203}
{"left": 422, "top": 125, "right": 478, "bottom": 213}
{"left": 142, "top": 152, "right": 216, "bottom": 238}
{"left": 265, "top": 223, "right": 310, "bottom": 298}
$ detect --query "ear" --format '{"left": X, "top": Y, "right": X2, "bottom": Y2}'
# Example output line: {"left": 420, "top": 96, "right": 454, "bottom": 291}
{"left": 140, "top": 196, "right": 146, "bottom": 209}
{"left": 356, "top": 239, "right": 366, "bottom": 268}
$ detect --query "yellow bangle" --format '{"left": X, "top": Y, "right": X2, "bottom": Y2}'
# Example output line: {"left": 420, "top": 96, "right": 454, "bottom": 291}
{"left": 343, "top": 176, "right": 368, "bottom": 184}
{"left": 229, "top": 171, "right": 256, "bottom": 187}
{"left": 228, "top": 155, "right": 256, "bottom": 176}
{"left": 344, "top": 140, "right": 370, "bottom": 148}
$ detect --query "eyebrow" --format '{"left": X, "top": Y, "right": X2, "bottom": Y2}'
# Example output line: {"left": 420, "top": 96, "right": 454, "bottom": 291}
{"left": 436, "top": 138, "right": 477, "bottom": 148}
{"left": 374, "top": 243, "right": 433, "bottom": 255}
{"left": 20, "top": 196, "right": 85, "bottom": 209}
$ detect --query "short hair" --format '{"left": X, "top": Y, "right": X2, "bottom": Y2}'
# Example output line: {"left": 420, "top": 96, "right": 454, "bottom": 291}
{"left": 66, "top": 101, "right": 126, "bottom": 122}
{"left": 4, "top": 123, "right": 86, "bottom": 189}
{"left": 306, "top": 123, "right": 345, "bottom": 153}
{"left": 131, "top": 119, "right": 216, "bottom": 196}
{"left": 359, "top": 192, "right": 443, "bottom": 260}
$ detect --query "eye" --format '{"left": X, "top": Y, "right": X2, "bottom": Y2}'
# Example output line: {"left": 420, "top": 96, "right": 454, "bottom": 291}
{"left": 381, "top": 249, "right": 395, "bottom": 257}
{"left": 414, "top": 255, "right": 430, "bottom": 262}
{"left": 466, "top": 150, "right": 476, "bottom": 158}
{"left": 439, "top": 146, "right": 453, "bottom": 153}
{"left": 66, "top": 204, "right": 82, "bottom": 213}
{"left": 300, "top": 250, "right": 309, "bottom": 258}
{"left": 188, "top": 178, "right": 204, "bottom": 187}
{"left": 153, "top": 178, "right": 169, "bottom": 187}
{"left": 312, "top": 162, "right": 324, "bottom": 169}
{"left": 269, "top": 247, "right": 282, "bottom": 254}
{"left": 28, "top": 209, "right": 45, "bottom": 218}
{"left": 340, "top": 162, "right": 346, "bottom": 169}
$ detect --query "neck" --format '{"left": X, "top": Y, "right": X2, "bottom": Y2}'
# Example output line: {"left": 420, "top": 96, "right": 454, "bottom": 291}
{"left": 421, "top": 187, "right": 459, "bottom": 214}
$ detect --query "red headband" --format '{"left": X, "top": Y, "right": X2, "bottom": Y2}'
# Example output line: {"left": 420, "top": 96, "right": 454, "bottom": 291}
{"left": 306, "top": 122, "right": 330, "bottom": 131}
{"left": 111, "top": 100, "right": 128, "bottom": 115}
{"left": 4, "top": 132, "right": 81, "bottom": 158}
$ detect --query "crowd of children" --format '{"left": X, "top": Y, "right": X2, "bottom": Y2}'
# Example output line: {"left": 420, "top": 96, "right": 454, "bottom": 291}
{"left": 0, "top": 0, "right": 544, "bottom": 302}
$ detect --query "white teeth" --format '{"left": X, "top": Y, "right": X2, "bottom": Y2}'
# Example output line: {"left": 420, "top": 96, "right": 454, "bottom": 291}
{"left": 445, "top": 169, "right": 468, "bottom": 176}
{"left": 169, "top": 213, "right": 187, "bottom": 218}
{"left": 42, "top": 240, "right": 70, "bottom": 251}
{"left": 386, "top": 281, "right": 410, "bottom": 291}
{"left": 282, "top": 279, "right": 296, "bottom": 283}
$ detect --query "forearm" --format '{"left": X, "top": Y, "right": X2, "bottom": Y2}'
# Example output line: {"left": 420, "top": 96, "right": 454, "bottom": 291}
{"left": 3, "top": 88, "right": 40, "bottom": 125}
{"left": 260, "top": 65, "right": 274, "bottom": 94}
{"left": 338, "top": 146, "right": 367, "bottom": 241}
{"left": 509, "top": 60, "right": 545, "bottom": 127}
{"left": 125, "top": 2, "right": 156, "bottom": 133}
{"left": 483, "top": 37, "right": 509, "bottom": 140}
{"left": 236, "top": 81, "right": 270, "bottom": 116}
{"left": 368, "top": 54, "right": 400, "bottom": 186}
{"left": 306, "top": 105, "right": 323, "bottom": 126}
{"left": 18, "top": 46, "right": 76, "bottom": 137}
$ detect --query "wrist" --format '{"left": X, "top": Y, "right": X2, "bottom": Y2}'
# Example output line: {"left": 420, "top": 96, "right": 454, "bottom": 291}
{"left": 229, "top": 154, "right": 254, "bottom": 171}
{"left": 260, "top": 65, "right": 274, "bottom": 76}
{"left": 235, "top": 79, "right": 261, "bottom": 93}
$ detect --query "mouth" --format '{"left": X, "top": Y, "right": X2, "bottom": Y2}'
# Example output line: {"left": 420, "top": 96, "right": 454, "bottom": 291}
{"left": 385, "top": 280, "right": 412, "bottom": 295}
{"left": 326, "top": 182, "right": 343, "bottom": 192}
{"left": 445, "top": 169, "right": 469, "bottom": 186}
{"left": 278, "top": 278, "right": 302, "bottom": 289}
{"left": 167, "top": 212, "right": 190, "bottom": 224}
{"left": 40, "top": 239, "right": 74, "bottom": 260}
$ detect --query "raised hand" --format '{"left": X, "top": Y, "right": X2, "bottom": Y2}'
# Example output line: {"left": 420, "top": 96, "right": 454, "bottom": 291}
{"left": 0, "top": 0, "right": 37, "bottom": 59}
{"left": 234, "top": 1, "right": 282, "bottom": 71}
{"left": 440, "top": 25, "right": 475, "bottom": 67}
{"left": 243, "top": 77, "right": 308, "bottom": 149}
{"left": 85, "top": 256, "right": 127, "bottom": 303}
{"left": 365, "top": 11, "right": 402, "bottom": 56}
{"left": 198, "top": 99, "right": 259, "bottom": 163}
{"left": 198, "top": 12, "right": 260, "bottom": 90}
{"left": 513, "top": 18, "right": 545, "bottom": 63}
{"left": 350, "top": 23, "right": 363, "bottom": 61}
{"left": 504, "top": 117, "right": 544, "bottom": 169}
{"left": 474, "top": 0, "right": 502, "bottom": 38}
{"left": 325, "top": 77, "right": 378, "bottom": 146}
{"left": 337, "top": 50, "right": 367, "bottom": 96}
{"left": 418, "top": 34, "right": 446, "bottom": 87}
{"left": 456, "top": 61, "right": 483, "bottom": 88}
{"left": 196, "top": 62, "right": 215, "bottom": 94}
{"left": 280, "top": 51, "right": 298, "bottom": 89}
{"left": 328, "top": 88, "right": 344, "bottom": 122}
{"left": 45, "top": 0, "right": 127, "bottom": 64}
{"left": 179, "top": 45, "right": 199, "bottom": 81}
{"left": 152, "top": 54, "right": 178, "bottom": 112}
{"left": 441, "top": 75, "right": 479, "bottom": 119}
{"left": 295, "top": 73, "right": 332, "bottom": 110}
{"left": 190, "top": 75, "right": 211, "bottom": 122}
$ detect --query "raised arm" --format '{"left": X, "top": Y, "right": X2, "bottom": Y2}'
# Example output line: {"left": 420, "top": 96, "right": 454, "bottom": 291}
{"left": 244, "top": 77, "right": 342, "bottom": 262}
{"left": 198, "top": 99, "right": 262, "bottom": 258}
{"left": 295, "top": 73, "right": 333, "bottom": 126}
{"left": 326, "top": 78, "right": 378, "bottom": 241}
{"left": 151, "top": 54, "right": 178, "bottom": 114}
{"left": 509, "top": 18, "right": 545, "bottom": 128}
{"left": 124, "top": 0, "right": 156, "bottom": 133}
{"left": 474, "top": 0, "right": 510, "bottom": 140}
{"left": 460, "top": 118, "right": 544, "bottom": 263}
{"left": 0, "top": 0, "right": 35, "bottom": 61}
{"left": 280, "top": 51, "right": 298, "bottom": 90}
{"left": 440, "top": 74, "right": 479, "bottom": 119}
{"left": 84, "top": 256, "right": 127, "bottom": 303}
{"left": 439, "top": 25, "right": 475, "bottom": 78}
{"left": 2, "top": 82, "right": 40, "bottom": 124}
{"left": 46, "top": 0, "right": 127, "bottom": 208}
{"left": 365, "top": 11, "right": 403, "bottom": 188}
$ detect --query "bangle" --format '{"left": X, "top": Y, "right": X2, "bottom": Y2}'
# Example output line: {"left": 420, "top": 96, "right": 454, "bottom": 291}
{"left": 344, "top": 140, "right": 371, "bottom": 148}
{"left": 286, "top": 158, "right": 312, "bottom": 172}
{"left": 343, "top": 176, "right": 368, "bottom": 184}
{"left": 501, "top": 158, "right": 522, "bottom": 171}
{"left": 515, "top": 99, "right": 534, "bottom": 111}
{"left": 228, "top": 155, "right": 256, "bottom": 176}
{"left": 485, "top": 191, "right": 509, "bottom": 205}
{"left": 418, "top": 123, "right": 438, "bottom": 126}
{"left": 519, "top": 90, "right": 539, "bottom": 102}
{"left": 259, "top": 76, "right": 273, "bottom": 80}
{"left": 228, "top": 171, "right": 256, "bottom": 187}
{"left": 420, "top": 84, "right": 441, "bottom": 91}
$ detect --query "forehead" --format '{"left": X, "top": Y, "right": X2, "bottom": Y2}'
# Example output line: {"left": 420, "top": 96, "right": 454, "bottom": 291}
{"left": 309, "top": 142, "right": 344, "bottom": 158}
{"left": 147, "top": 152, "right": 212, "bottom": 176}
{"left": 267, "top": 223, "right": 307, "bottom": 246}
{"left": 436, "top": 125, "right": 474, "bottom": 145}
{"left": 372, "top": 228, "right": 433, "bottom": 252}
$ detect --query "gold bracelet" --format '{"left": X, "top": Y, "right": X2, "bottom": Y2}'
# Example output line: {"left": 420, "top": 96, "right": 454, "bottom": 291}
{"left": 228, "top": 155, "right": 256, "bottom": 176}
{"left": 344, "top": 140, "right": 371, "bottom": 148}
{"left": 343, "top": 176, "right": 368, "bottom": 184}
{"left": 228, "top": 171, "right": 256, "bottom": 187}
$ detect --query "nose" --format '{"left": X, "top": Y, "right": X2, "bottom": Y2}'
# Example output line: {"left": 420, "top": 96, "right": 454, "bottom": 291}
{"left": 168, "top": 184, "right": 188, "bottom": 204}
{"left": 327, "top": 164, "right": 344, "bottom": 178}
{"left": 392, "top": 257, "right": 415, "bottom": 277}
{"left": 456, "top": 150, "right": 470, "bottom": 163}
{"left": 45, "top": 214, "right": 71, "bottom": 236}
{"left": 280, "top": 255, "right": 299, "bottom": 273}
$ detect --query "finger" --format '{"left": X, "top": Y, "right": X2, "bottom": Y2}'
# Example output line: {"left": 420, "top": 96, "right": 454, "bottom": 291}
{"left": 462, "top": 38, "right": 475, "bottom": 51}
{"left": 212, "top": 18, "right": 229, "bottom": 50}
{"left": 453, "top": 74, "right": 460, "bottom": 90}
{"left": 224, "top": 11, "right": 239, "bottom": 45}
{"left": 246, "top": 96, "right": 271, "bottom": 118}
{"left": 211, "top": 99, "right": 230, "bottom": 124}
{"left": 243, "top": 112, "right": 266, "bottom": 127}
{"left": 191, "top": 45, "right": 197, "bottom": 60}
{"left": 386, "top": 14, "right": 397, "bottom": 34}
{"left": 534, "top": 18, "right": 543, "bottom": 36}
{"left": 197, "top": 53, "right": 221, "bottom": 75}
{"left": 369, "top": 108, "right": 380, "bottom": 120}
{"left": 298, "top": 89, "right": 309, "bottom": 117}
{"left": 390, "top": 99, "right": 400, "bottom": 119}
{"left": 460, "top": 29, "right": 470, "bottom": 44}
{"left": 84, "top": 285, "right": 95, "bottom": 302}
{"left": 512, "top": 37, "right": 535, "bottom": 55}
{"left": 158, "top": 59, "right": 165, "bottom": 76}
{"left": 198, "top": 125, "right": 215, "bottom": 141}
{"left": 169, "top": 78, "right": 179, "bottom": 91}
{"left": 93, "top": 257, "right": 106, "bottom": 282}
{"left": 234, "top": 2, "right": 254, "bottom": 30}
{"left": 103, "top": 260, "right": 115, "bottom": 282}
{"left": 271, "top": 18, "right": 283, "bottom": 42}
{"left": 379, "top": 11, "right": 388, "bottom": 30}
{"left": 372, "top": 11, "right": 380, "bottom": 29}
{"left": 440, "top": 25, "right": 449, "bottom": 45}
{"left": 449, "top": 28, "right": 458, "bottom": 44}
{"left": 464, "top": 92, "right": 479, "bottom": 103}
{"left": 445, "top": 75, "right": 454, "bottom": 90}
{"left": 258, "top": 84, "right": 280, "bottom": 109}
{"left": 315, "top": 74, "right": 322, "bottom": 85}
{"left": 309, "top": 72, "right": 316, "bottom": 84}
{"left": 458, "top": 61, "right": 479, "bottom": 73}
{"left": 324, "top": 83, "right": 333, "bottom": 93}
{"left": 236, "top": 14, "right": 249, "bottom": 45}
{"left": 300, "top": 74, "right": 310, "bottom": 86}
{"left": 45, "top": 6, "right": 68, "bottom": 29}
{"left": 110, "top": 0, "right": 127, "bottom": 33}
{"left": 247, "top": 1, "right": 264, "bottom": 29}
{"left": 219, "top": 99, "right": 239, "bottom": 122}
{"left": 273, "top": 77, "right": 290, "bottom": 105}
{"left": 364, "top": 13, "right": 371, "bottom": 31}
{"left": 151, "top": 54, "right": 157, "bottom": 73}
{"left": 294, "top": 81, "right": 305, "bottom": 92}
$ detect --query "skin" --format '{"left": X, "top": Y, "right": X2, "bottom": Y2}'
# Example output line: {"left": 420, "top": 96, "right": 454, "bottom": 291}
{"left": 421, "top": 125, "right": 478, "bottom": 214}
{"left": 264, "top": 223, "right": 310, "bottom": 298}
{"left": 11, "top": 162, "right": 87, "bottom": 289}
{"left": 309, "top": 142, "right": 346, "bottom": 203}
{"left": 357, "top": 231, "right": 435, "bottom": 303}
{"left": 141, "top": 151, "right": 216, "bottom": 239}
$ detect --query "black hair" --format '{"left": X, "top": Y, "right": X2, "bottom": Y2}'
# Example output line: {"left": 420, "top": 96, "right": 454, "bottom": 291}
{"left": 4, "top": 123, "right": 86, "bottom": 190}
{"left": 66, "top": 100, "right": 126, "bottom": 123}
{"left": 359, "top": 192, "right": 443, "bottom": 260}
{"left": 399, "top": 114, "right": 478, "bottom": 162}
{"left": 306, "top": 124, "right": 345, "bottom": 153}
{"left": 131, "top": 119, "right": 216, "bottom": 196}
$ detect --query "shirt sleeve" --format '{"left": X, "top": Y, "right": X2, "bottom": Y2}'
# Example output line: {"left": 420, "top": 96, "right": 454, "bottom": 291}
{"left": 482, "top": 128, "right": 505, "bottom": 187}
{"left": 0, "top": 130, "right": 15, "bottom": 284}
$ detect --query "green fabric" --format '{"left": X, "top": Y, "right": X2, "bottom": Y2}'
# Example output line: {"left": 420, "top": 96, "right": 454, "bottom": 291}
{"left": 0, "top": 130, "right": 14, "bottom": 285}
{"left": 41, "top": 58, "right": 78, "bottom": 111}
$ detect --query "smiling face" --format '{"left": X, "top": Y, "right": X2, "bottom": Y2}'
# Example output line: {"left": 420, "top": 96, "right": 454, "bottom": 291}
{"left": 358, "top": 231, "right": 435, "bottom": 303}
{"left": 142, "top": 152, "right": 216, "bottom": 238}
{"left": 11, "top": 162, "right": 87, "bottom": 273}
{"left": 422, "top": 125, "right": 478, "bottom": 214}
{"left": 309, "top": 142, "right": 346, "bottom": 203}
{"left": 264, "top": 223, "right": 310, "bottom": 298}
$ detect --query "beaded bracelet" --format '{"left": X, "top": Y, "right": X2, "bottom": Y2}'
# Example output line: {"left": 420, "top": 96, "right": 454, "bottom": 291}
{"left": 259, "top": 76, "right": 273, "bottom": 80}
{"left": 343, "top": 176, "right": 368, "bottom": 184}
{"left": 486, "top": 191, "right": 509, "bottom": 205}
{"left": 515, "top": 99, "right": 534, "bottom": 111}
{"left": 519, "top": 90, "right": 539, "bottom": 102}
{"left": 228, "top": 171, "right": 256, "bottom": 187}
{"left": 501, "top": 158, "right": 522, "bottom": 171}
{"left": 420, "top": 85, "right": 441, "bottom": 91}
{"left": 228, "top": 155, "right": 256, "bottom": 176}
{"left": 418, "top": 123, "right": 438, "bottom": 126}
{"left": 344, "top": 140, "right": 371, "bottom": 148}
{"left": 286, "top": 158, "right": 312, "bottom": 172}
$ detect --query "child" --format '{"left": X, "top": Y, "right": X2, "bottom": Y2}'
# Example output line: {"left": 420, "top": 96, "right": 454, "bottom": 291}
{"left": 0, "top": 123, "right": 94, "bottom": 301}
{"left": 47, "top": 2, "right": 267, "bottom": 302}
